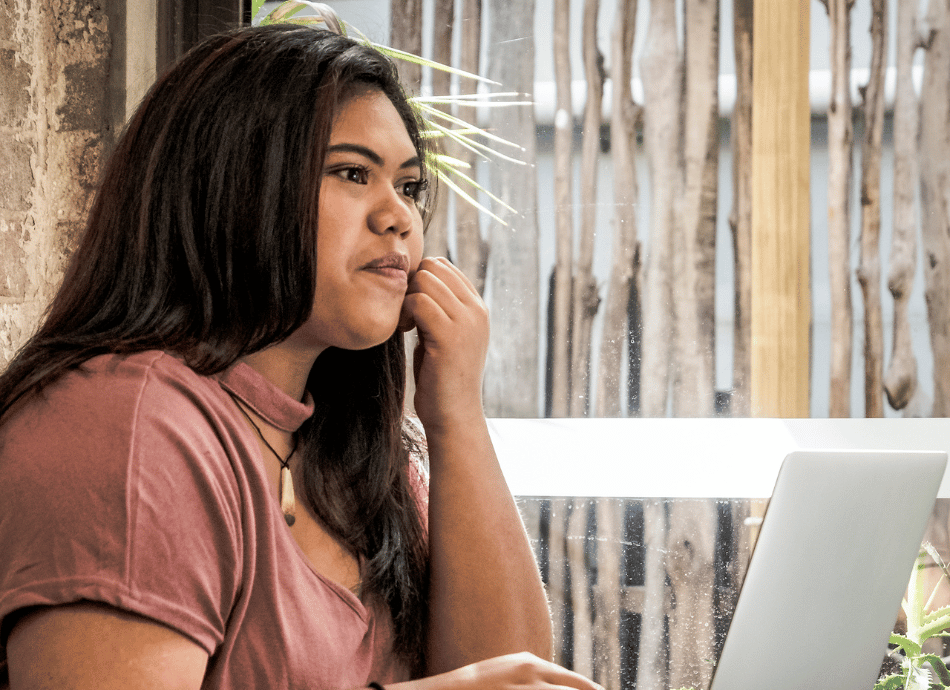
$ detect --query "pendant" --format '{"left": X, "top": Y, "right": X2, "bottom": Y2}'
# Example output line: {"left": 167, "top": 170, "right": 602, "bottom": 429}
{"left": 280, "top": 465, "right": 296, "bottom": 527}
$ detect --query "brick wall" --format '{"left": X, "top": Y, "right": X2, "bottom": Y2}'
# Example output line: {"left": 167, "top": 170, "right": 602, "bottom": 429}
{"left": 0, "top": 0, "right": 112, "bottom": 369}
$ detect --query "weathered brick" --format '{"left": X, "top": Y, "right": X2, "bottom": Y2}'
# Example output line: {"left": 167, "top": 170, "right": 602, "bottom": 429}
{"left": 0, "top": 219, "right": 28, "bottom": 298}
{"left": 46, "top": 130, "right": 102, "bottom": 219}
{"left": 75, "top": 132, "right": 105, "bottom": 190}
{"left": 55, "top": 61, "right": 107, "bottom": 132}
{"left": 54, "top": 218, "right": 84, "bottom": 260}
{"left": 0, "top": 1, "right": 17, "bottom": 44}
{"left": 0, "top": 48, "right": 32, "bottom": 129}
{"left": 0, "top": 136, "right": 34, "bottom": 211}
{"left": 52, "top": 2, "right": 108, "bottom": 50}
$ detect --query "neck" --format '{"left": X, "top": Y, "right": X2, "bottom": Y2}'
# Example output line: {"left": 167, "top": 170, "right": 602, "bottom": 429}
{"left": 239, "top": 343, "right": 323, "bottom": 403}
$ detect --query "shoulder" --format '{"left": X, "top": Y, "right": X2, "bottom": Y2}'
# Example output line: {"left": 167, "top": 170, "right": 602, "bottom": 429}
{"left": 0, "top": 351, "right": 248, "bottom": 653}
{"left": 0, "top": 350, "right": 251, "bottom": 550}
{"left": 0, "top": 351, "right": 234, "bottom": 475}
{"left": 0, "top": 349, "right": 245, "bottom": 517}
{"left": 2, "top": 351, "right": 215, "bottom": 422}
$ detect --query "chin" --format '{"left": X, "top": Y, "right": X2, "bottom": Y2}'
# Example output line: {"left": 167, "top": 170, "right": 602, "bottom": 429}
{"left": 338, "top": 324, "right": 402, "bottom": 351}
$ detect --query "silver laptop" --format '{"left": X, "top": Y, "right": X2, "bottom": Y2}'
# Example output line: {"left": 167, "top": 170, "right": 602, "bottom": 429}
{"left": 710, "top": 449, "right": 948, "bottom": 690}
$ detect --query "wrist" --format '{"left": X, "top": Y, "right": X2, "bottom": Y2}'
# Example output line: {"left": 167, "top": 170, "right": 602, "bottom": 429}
{"left": 418, "top": 407, "right": 488, "bottom": 445}
{"left": 415, "top": 393, "right": 485, "bottom": 432}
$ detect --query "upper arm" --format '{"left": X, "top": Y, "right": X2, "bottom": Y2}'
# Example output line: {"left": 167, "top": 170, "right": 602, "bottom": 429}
{"left": 7, "top": 603, "right": 208, "bottom": 690}
{"left": 0, "top": 355, "right": 244, "bottom": 657}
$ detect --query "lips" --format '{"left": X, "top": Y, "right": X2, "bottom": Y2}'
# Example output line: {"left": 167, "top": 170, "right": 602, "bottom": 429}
{"left": 361, "top": 252, "right": 411, "bottom": 288}
{"left": 362, "top": 252, "right": 410, "bottom": 274}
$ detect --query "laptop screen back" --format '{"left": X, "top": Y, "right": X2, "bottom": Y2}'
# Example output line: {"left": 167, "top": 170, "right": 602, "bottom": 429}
{"left": 709, "top": 449, "right": 947, "bottom": 690}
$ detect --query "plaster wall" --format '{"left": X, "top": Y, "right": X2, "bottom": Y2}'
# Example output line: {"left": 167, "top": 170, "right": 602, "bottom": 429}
{"left": 0, "top": 0, "right": 112, "bottom": 369}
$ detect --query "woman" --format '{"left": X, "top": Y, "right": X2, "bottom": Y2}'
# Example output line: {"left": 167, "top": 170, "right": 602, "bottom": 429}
{"left": 0, "top": 23, "right": 600, "bottom": 690}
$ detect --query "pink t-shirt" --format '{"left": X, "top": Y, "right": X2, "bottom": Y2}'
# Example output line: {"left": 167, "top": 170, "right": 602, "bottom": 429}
{"left": 0, "top": 350, "right": 417, "bottom": 688}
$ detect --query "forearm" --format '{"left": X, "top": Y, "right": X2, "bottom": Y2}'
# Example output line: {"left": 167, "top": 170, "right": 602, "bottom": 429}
{"left": 424, "top": 416, "right": 553, "bottom": 674}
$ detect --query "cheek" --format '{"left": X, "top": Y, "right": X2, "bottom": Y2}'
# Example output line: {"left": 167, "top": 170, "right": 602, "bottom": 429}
{"left": 315, "top": 203, "right": 355, "bottom": 271}
{"left": 411, "top": 217, "right": 426, "bottom": 265}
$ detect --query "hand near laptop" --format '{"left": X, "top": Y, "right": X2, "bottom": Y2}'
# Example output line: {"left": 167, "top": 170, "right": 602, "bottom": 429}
{"left": 382, "top": 652, "right": 604, "bottom": 690}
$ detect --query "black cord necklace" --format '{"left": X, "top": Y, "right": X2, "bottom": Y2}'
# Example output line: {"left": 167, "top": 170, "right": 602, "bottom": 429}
{"left": 227, "top": 392, "right": 299, "bottom": 526}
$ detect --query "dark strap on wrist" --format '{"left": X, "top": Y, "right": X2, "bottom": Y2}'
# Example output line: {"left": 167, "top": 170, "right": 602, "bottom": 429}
{"left": 368, "top": 683, "right": 386, "bottom": 690}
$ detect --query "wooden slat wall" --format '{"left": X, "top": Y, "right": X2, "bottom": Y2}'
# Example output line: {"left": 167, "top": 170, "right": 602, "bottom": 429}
{"left": 521, "top": 497, "right": 764, "bottom": 690}
{"left": 750, "top": 0, "right": 812, "bottom": 417}
{"left": 522, "top": 497, "right": 946, "bottom": 689}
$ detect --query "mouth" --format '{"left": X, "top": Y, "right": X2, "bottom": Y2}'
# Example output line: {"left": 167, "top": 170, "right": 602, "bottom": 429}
{"left": 361, "top": 252, "right": 410, "bottom": 283}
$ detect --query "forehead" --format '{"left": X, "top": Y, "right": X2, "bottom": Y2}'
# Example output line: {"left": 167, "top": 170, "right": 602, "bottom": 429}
{"left": 329, "top": 90, "right": 417, "bottom": 160}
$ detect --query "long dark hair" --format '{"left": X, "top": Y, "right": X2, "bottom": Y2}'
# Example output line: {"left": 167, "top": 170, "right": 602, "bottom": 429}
{"left": 0, "top": 25, "right": 431, "bottom": 670}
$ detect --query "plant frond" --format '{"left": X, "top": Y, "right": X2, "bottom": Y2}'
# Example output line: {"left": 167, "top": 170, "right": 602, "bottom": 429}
{"left": 435, "top": 169, "right": 509, "bottom": 226}
{"left": 916, "top": 614, "right": 950, "bottom": 643}
{"left": 432, "top": 156, "right": 516, "bottom": 213}
{"left": 430, "top": 154, "right": 472, "bottom": 171}
{"left": 374, "top": 45, "right": 499, "bottom": 86}
{"left": 921, "top": 653, "right": 950, "bottom": 685}
{"left": 923, "top": 605, "right": 950, "bottom": 626}
{"left": 417, "top": 93, "right": 533, "bottom": 108}
{"left": 414, "top": 102, "right": 525, "bottom": 151}
{"left": 891, "top": 633, "right": 922, "bottom": 658}
{"left": 427, "top": 119, "right": 528, "bottom": 166}
{"left": 873, "top": 673, "right": 905, "bottom": 690}
{"left": 259, "top": 0, "right": 527, "bottom": 223}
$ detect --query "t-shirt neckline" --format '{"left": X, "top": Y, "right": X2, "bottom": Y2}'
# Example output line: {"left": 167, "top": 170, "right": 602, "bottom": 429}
{"left": 216, "top": 362, "right": 315, "bottom": 432}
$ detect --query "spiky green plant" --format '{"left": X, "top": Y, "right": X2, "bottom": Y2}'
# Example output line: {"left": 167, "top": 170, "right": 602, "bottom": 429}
{"left": 876, "top": 543, "right": 950, "bottom": 690}
{"left": 251, "top": 0, "right": 529, "bottom": 224}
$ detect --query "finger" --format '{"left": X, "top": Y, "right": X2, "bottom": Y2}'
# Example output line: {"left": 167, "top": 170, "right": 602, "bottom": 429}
{"left": 495, "top": 653, "right": 603, "bottom": 690}
{"left": 408, "top": 263, "right": 488, "bottom": 330}
{"left": 397, "top": 302, "right": 416, "bottom": 332}
{"left": 414, "top": 256, "right": 481, "bottom": 303}
{"left": 401, "top": 258, "right": 468, "bottom": 332}
{"left": 542, "top": 667, "right": 603, "bottom": 690}
{"left": 406, "top": 271, "right": 463, "bottom": 320}
{"left": 401, "top": 291, "right": 451, "bottom": 341}
{"left": 431, "top": 256, "right": 481, "bottom": 300}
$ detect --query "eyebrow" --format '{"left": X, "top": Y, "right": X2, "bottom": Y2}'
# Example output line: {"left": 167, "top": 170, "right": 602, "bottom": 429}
{"left": 325, "top": 143, "right": 421, "bottom": 170}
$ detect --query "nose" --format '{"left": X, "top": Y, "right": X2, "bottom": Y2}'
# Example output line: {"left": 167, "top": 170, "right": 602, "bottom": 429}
{"left": 368, "top": 185, "right": 415, "bottom": 238}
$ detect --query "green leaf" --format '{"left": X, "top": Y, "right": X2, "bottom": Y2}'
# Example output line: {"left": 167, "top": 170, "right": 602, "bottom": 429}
{"left": 373, "top": 44, "right": 499, "bottom": 86}
{"left": 268, "top": 2, "right": 307, "bottom": 21}
{"left": 259, "top": 1, "right": 347, "bottom": 33}
{"left": 917, "top": 613, "right": 950, "bottom": 644}
{"left": 891, "top": 633, "right": 922, "bottom": 658}
{"left": 417, "top": 92, "right": 533, "bottom": 108}
{"left": 431, "top": 153, "right": 472, "bottom": 171}
{"left": 257, "top": 0, "right": 527, "bottom": 223}
{"left": 923, "top": 542, "right": 947, "bottom": 571}
{"left": 434, "top": 166, "right": 509, "bottom": 226}
{"left": 426, "top": 119, "right": 527, "bottom": 166}
{"left": 923, "top": 605, "right": 950, "bottom": 628}
{"left": 414, "top": 102, "right": 525, "bottom": 151}
{"left": 432, "top": 155, "right": 516, "bottom": 214}
{"left": 920, "top": 653, "right": 950, "bottom": 685}
{"left": 873, "top": 674, "right": 905, "bottom": 690}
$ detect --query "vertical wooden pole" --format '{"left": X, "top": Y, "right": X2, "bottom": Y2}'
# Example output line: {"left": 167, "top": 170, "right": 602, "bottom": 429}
{"left": 751, "top": 0, "right": 811, "bottom": 417}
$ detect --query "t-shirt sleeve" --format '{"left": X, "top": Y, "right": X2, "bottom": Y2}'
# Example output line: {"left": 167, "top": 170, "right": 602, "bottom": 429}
{"left": 0, "top": 354, "right": 243, "bottom": 656}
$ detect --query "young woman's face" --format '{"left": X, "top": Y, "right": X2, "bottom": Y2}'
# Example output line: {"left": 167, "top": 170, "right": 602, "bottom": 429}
{"left": 288, "top": 89, "right": 426, "bottom": 354}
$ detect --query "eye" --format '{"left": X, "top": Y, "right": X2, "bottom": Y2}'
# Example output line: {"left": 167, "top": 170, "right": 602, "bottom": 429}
{"left": 329, "top": 165, "right": 369, "bottom": 184}
{"left": 400, "top": 178, "right": 429, "bottom": 202}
